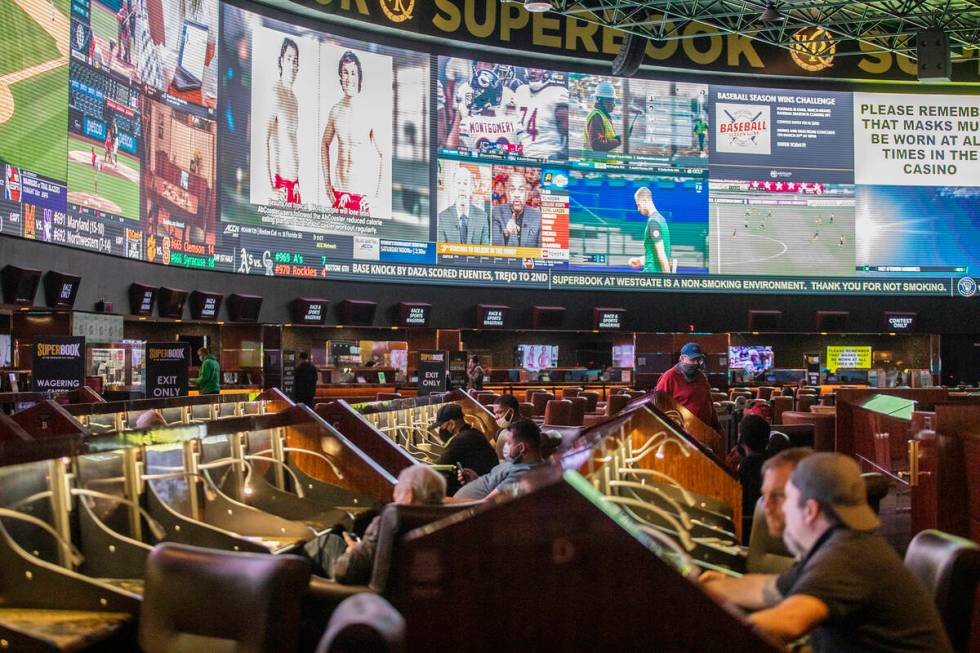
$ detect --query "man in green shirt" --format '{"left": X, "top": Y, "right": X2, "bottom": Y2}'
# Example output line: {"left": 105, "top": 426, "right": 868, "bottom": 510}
{"left": 193, "top": 347, "right": 221, "bottom": 395}
{"left": 693, "top": 116, "right": 708, "bottom": 156}
{"left": 627, "top": 186, "right": 672, "bottom": 273}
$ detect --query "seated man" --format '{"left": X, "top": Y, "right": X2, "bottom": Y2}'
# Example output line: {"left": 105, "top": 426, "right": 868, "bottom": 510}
{"left": 700, "top": 453, "right": 952, "bottom": 652}
{"left": 746, "top": 447, "right": 812, "bottom": 574}
{"left": 453, "top": 418, "right": 551, "bottom": 501}
{"left": 733, "top": 415, "right": 771, "bottom": 542}
{"left": 306, "top": 465, "right": 446, "bottom": 584}
{"left": 434, "top": 403, "right": 498, "bottom": 494}
{"left": 491, "top": 394, "right": 521, "bottom": 460}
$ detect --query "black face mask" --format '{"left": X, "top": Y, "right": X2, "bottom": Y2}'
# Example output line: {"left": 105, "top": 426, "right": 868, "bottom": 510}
{"left": 678, "top": 362, "right": 701, "bottom": 381}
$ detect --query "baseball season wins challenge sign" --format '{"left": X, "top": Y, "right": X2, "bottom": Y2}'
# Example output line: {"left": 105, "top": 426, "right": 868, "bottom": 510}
{"left": 32, "top": 337, "right": 85, "bottom": 392}
{"left": 145, "top": 343, "right": 191, "bottom": 398}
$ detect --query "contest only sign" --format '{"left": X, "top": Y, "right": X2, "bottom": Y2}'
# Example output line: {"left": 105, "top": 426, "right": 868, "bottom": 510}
{"left": 145, "top": 343, "right": 191, "bottom": 398}
{"left": 418, "top": 350, "right": 448, "bottom": 396}
{"left": 32, "top": 336, "right": 85, "bottom": 392}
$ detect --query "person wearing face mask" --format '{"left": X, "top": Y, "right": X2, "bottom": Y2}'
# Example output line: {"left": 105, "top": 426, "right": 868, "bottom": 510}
{"left": 654, "top": 342, "right": 721, "bottom": 433}
{"left": 452, "top": 418, "right": 553, "bottom": 501}
{"left": 433, "top": 403, "right": 498, "bottom": 495}
{"left": 492, "top": 394, "right": 521, "bottom": 460}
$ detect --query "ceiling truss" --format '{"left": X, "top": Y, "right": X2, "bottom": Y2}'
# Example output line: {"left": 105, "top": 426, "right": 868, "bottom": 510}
{"left": 545, "top": 0, "right": 980, "bottom": 61}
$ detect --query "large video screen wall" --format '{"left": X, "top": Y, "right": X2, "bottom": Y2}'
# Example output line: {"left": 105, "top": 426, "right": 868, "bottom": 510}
{"left": 1, "top": 0, "right": 978, "bottom": 296}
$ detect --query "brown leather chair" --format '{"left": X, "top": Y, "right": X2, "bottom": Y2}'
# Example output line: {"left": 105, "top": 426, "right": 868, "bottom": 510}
{"left": 316, "top": 593, "right": 405, "bottom": 653}
{"left": 518, "top": 402, "right": 534, "bottom": 418}
{"left": 861, "top": 472, "right": 890, "bottom": 515}
{"left": 140, "top": 543, "right": 312, "bottom": 653}
{"left": 756, "top": 386, "right": 775, "bottom": 401}
{"left": 904, "top": 529, "right": 980, "bottom": 653}
{"left": 579, "top": 391, "right": 600, "bottom": 413}
{"left": 568, "top": 396, "right": 588, "bottom": 425}
{"left": 771, "top": 395, "right": 793, "bottom": 425}
{"left": 710, "top": 392, "right": 727, "bottom": 403}
{"left": 303, "top": 503, "right": 478, "bottom": 641}
{"left": 375, "top": 393, "right": 402, "bottom": 401}
{"left": 544, "top": 399, "right": 576, "bottom": 426}
{"left": 477, "top": 393, "right": 500, "bottom": 407}
{"left": 531, "top": 392, "right": 554, "bottom": 417}
{"left": 605, "top": 393, "right": 631, "bottom": 416}
{"left": 795, "top": 394, "right": 817, "bottom": 413}
{"left": 561, "top": 387, "right": 583, "bottom": 400}
{"left": 781, "top": 411, "right": 835, "bottom": 451}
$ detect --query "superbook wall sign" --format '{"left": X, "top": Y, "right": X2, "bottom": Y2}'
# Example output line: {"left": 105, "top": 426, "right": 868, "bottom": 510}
{"left": 293, "top": 0, "right": 980, "bottom": 83}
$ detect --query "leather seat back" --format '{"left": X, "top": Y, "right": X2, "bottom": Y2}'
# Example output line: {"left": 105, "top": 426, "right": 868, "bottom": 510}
{"left": 544, "top": 399, "right": 575, "bottom": 426}
{"left": 904, "top": 529, "right": 980, "bottom": 653}
{"left": 316, "top": 593, "right": 405, "bottom": 653}
{"left": 139, "top": 542, "right": 312, "bottom": 653}
{"left": 369, "top": 503, "right": 478, "bottom": 596}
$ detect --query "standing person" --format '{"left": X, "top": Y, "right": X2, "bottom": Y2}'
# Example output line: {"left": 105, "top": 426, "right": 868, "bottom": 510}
{"left": 627, "top": 186, "right": 673, "bottom": 273}
{"left": 266, "top": 37, "right": 302, "bottom": 205}
{"left": 654, "top": 342, "right": 721, "bottom": 432}
{"left": 511, "top": 67, "right": 569, "bottom": 160}
{"left": 192, "top": 347, "right": 220, "bottom": 395}
{"left": 434, "top": 403, "right": 498, "bottom": 495}
{"left": 321, "top": 50, "right": 384, "bottom": 213}
{"left": 490, "top": 172, "right": 541, "bottom": 247}
{"left": 467, "top": 355, "right": 485, "bottom": 391}
{"left": 293, "top": 351, "right": 319, "bottom": 407}
{"left": 693, "top": 114, "right": 708, "bottom": 156}
{"left": 584, "top": 81, "right": 621, "bottom": 156}
{"left": 700, "top": 453, "right": 952, "bottom": 652}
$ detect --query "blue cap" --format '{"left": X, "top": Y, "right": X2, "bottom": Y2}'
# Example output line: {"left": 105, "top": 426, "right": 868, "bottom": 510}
{"left": 680, "top": 342, "right": 705, "bottom": 359}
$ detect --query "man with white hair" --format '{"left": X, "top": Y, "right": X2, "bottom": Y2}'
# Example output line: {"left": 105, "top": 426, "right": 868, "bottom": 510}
{"left": 438, "top": 166, "right": 488, "bottom": 244}
{"left": 307, "top": 464, "right": 446, "bottom": 584}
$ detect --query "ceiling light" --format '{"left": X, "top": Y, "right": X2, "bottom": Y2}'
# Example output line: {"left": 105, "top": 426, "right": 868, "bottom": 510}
{"left": 760, "top": 1, "right": 783, "bottom": 22}
{"left": 524, "top": 0, "right": 553, "bottom": 12}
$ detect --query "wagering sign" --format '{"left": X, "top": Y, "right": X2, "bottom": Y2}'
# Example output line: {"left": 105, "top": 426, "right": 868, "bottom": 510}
{"left": 290, "top": 0, "right": 980, "bottom": 82}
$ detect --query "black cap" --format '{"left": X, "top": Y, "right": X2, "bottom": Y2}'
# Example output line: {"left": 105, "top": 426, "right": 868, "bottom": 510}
{"left": 436, "top": 403, "right": 464, "bottom": 425}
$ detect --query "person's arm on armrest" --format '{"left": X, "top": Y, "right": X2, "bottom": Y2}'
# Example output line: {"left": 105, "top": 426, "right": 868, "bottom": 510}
{"left": 748, "top": 594, "right": 829, "bottom": 644}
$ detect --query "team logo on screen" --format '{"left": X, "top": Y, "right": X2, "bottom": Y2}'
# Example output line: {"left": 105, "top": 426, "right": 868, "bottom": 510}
{"left": 958, "top": 276, "right": 977, "bottom": 298}
{"left": 715, "top": 103, "right": 771, "bottom": 155}
{"left": 380, "top": 0, "right": 414, "bottom": 22}
{"left": 790, "top": 27, "right": 836, "bottom": 72}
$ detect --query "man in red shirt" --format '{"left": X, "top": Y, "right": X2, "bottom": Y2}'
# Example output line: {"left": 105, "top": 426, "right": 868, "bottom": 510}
{"left": 655, "top": 342, "right": 721, "bottom": 432}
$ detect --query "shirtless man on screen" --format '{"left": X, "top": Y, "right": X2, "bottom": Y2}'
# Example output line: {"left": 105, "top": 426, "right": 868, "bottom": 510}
{"left": 321, "top": 50, "right": 383, "bottom": 215}
{"left": 265, "top": 37, "right": 302, "bottom": 204}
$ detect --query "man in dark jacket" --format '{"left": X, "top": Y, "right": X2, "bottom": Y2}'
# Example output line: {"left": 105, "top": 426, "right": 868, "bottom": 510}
{"left": 293, "top": 351, "right": 319, "bottom": 407}
{"left": 434, "top": 403, "right": 497, "bottom": 494}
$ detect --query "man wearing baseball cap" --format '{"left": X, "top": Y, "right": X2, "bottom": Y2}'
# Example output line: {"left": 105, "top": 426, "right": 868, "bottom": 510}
{"left": 654, "top": 342, "right": 721, "bottom": 432}
{"left": 701, "top": 453, "right": 951, "bottom": 652}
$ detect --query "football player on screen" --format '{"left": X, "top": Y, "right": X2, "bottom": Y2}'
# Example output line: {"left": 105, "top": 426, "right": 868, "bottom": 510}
{"left": 510, "top": 68, "right": 569, "bottom": 161}
{"left": 444, "top": 61, "right": 520, "bottom": 154}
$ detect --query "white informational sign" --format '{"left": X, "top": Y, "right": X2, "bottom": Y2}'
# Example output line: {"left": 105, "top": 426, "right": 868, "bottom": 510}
{"left": 854, "top": 92, "right": 980, "bottom": 187}
{"left": 715, "top": 103, "right": 772, "bottom": 155}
